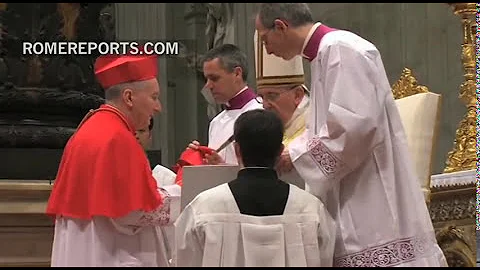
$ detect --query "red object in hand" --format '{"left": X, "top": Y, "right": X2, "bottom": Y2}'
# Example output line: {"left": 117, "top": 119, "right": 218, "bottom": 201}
{"left": 197, "top": 146, "right": 214, "bottom": 155}
{"left": 173, "top": 146, "right": 215, "bottom": 186}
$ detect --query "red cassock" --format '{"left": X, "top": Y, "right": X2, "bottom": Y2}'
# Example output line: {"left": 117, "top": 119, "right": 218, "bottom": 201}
{"left": 46, "top": 51, "right": 179, "bottom": 220}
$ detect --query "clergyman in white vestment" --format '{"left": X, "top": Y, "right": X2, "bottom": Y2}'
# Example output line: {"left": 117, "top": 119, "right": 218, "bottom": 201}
{"left": 187, "top": 44, "right": 263, "bottom": 165}
{"left": 254, "top": 31, "right": 310, "bottom": 189}
{"left": 174, "top": 109, "right": 336, "bottom": 267}
{"left": 255, "top": 4, "right": 447, "bottom": 267}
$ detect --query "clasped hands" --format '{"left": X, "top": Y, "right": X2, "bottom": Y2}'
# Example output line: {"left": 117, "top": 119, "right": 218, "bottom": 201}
{"left": 187, "top": 140, "right": 225, "bottom": 165}
{"left": 276, "top": 148, "right": 294, "bottom": 175}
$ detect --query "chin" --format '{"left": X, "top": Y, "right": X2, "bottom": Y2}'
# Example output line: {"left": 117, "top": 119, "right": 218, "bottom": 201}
{"left": 281, "top": 54, "right": 296, "bottom": 61}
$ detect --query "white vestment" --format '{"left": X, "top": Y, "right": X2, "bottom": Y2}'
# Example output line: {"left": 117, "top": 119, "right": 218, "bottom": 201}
{"left": 174, "top": 183, "right": 336, "bottom": 267}
{"left": 288, "top": 24, "right": 447, "bottom": 267}
{"left": 208, "top": 96, "right": 263, "bottom": 164}
{"left": 279, "top": 95, "right": 309, "bottom": 189}
{"left": 152, "top": 165, "right": 178, "bottom": 266}
{"left": 50, "top": 167, "right": 181, "bottom": 267}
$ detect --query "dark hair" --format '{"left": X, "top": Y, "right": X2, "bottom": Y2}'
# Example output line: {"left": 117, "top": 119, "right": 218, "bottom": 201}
{"left": 148, "top": 118, "right": 154, "bottom": 131}
{"left": 233, "top": 109, "right": 284, "bottom": 168}
{"left": 202, "top": 44, "right": 248, "bottom": 82}
{"left": 257, "top": 3, "right": 314, "bottom": 29}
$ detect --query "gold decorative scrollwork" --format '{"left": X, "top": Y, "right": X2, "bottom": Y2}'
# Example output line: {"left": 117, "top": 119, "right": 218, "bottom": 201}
{"left": 391, "top": 68, "right": 429, "bottom": 100}
{"left": 443, "top": 3, "right": 476, "bottom": 173}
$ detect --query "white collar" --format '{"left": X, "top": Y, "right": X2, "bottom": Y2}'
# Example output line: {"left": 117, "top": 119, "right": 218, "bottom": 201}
{"left": 301, "top": 22, "right": 322, "bottom": 59}
{"left": 225, "top": 86, "right": 249, "bottom": 107}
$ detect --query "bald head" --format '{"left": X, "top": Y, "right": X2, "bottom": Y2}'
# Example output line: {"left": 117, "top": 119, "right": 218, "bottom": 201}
{"left": 256, "top": 3, "right": 314, "bottom": 30}
{"left": 105, "top": 80, "right": 151, "bottom": 101}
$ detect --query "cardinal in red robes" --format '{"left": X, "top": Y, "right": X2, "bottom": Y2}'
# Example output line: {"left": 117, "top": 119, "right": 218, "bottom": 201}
{"left": 46, "top": 50, "right": 182, "bottom": 267}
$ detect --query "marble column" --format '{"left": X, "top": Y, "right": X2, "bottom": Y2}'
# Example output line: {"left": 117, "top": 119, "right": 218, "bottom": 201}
{"left": 116, "top": 3, "right": 209, "bottom": 167}
{"left": 233, "top": 3, "right": 258, "bottom": 88}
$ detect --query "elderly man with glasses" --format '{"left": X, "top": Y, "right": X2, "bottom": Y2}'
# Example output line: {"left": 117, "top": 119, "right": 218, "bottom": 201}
{"left": 254, "top": 30, "right": 310, "bottom": 189}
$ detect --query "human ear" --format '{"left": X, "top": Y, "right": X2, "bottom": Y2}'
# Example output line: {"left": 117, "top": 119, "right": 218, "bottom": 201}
{"left": 233, "top": 142, "right": 244, "bottom": 167}
{"left": 293, "top": 86, "right": 304, "bottom": 105}
{"left": 273, "top": 19, "right": 288, "bottom": 32}
{"left": 233, "top": 66, "right": 243, "bottom": 80}
{"left": 123, "top": 88, "right": 134, "bottom": 107}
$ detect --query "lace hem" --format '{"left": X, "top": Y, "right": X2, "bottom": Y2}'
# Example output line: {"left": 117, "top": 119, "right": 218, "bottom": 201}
{"left": 136, "top": 188, "right": 171, "bottom": 226}
{"left": 307, "top": 135, "right": 346, "bottom": 176}
{"left": 334, "top": 236, "right": 431, "bottom": 267}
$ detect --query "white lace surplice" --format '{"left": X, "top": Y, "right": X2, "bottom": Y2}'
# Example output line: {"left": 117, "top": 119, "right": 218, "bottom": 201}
{"left": 288, "top": 28, "right": 447, "bottom": 267}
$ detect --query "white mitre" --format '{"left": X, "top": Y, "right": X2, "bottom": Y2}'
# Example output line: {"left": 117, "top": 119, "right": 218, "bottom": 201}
{"left": 254, "top": 30, "right": 305, "bottom": 89}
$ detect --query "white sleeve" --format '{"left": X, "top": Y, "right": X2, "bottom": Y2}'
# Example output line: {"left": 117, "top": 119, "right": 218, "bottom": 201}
{"left": 152, "top": 165, "right": 177, "bottom": 186}
{"left": 173, "top": 204, "right": 204, "bottom": 267}
{"left": 111, "top": 184, "right": 182, "bottom": 231}
{"left": 289, "top": 43, "right": 386, "bottom": 196}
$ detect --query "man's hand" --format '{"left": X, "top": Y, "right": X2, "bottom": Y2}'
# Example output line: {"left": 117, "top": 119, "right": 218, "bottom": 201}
{"left": 186, "top": 140, "right": 225, "bottom": 165}
{"left": 204, "top": 151, "right": 225, "bottom": 165}
{"left": 187, "top": 140, "right": 200, "bottom": 150}
{"left": 276, "top": 149, "right": 294, "bottom": 175}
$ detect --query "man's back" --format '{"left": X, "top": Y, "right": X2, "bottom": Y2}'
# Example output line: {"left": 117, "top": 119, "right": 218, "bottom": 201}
{"left": 174, "top": 180, "right": 335, "bottom": 267}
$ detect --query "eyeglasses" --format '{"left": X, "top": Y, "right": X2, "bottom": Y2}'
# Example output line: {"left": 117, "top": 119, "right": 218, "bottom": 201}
{"left": 255, "top": 85, "right": 300, "bottom": 104}
{"left": 260, "top": 19, "right": 289, "bottom": 45}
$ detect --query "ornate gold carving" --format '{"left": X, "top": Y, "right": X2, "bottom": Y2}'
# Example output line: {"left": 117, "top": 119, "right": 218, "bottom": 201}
{"left": 429, "top": 192, "right": 475, "bottom": 223}
{"left": 443, "top": 3, "right": 476, "bottom": 173}
{"left": 57, "top": 3, "right": 81, "bottom": 41}
{"left": 435, "top": 225, "right": 476, "bottom": 267}
{"left": 429, "top": 171, "right": 476, "bottom": 267}
{"left": 391, "top": 68, "right": 429, "bottom": 100}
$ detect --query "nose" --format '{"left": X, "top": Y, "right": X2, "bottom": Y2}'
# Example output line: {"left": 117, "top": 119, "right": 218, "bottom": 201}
{"left": 265, "top": 45, "right": 274, "bottom": 55}
{"left": 262, "top": 100, "right": 273, "bottom": 110}
{"left": 204, "top": 80, "right": 213, "bottom": 89}
{"left": 154, "top": 99, "right": 162, "bottom": 113}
